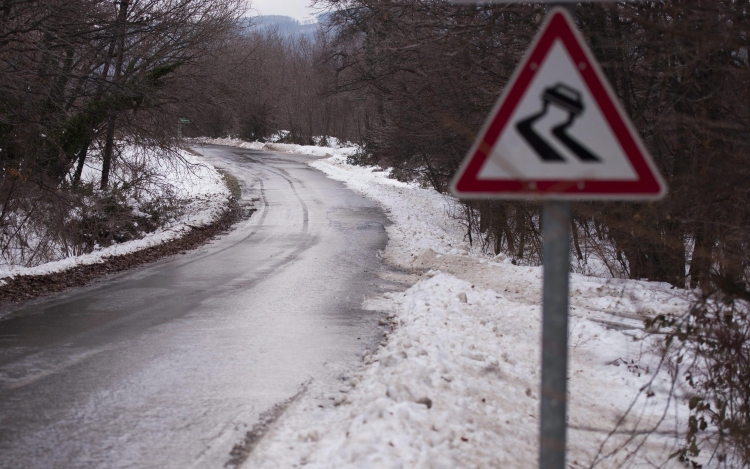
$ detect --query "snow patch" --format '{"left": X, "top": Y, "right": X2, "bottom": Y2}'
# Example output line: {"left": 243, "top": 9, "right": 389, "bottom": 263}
{"left": 193, "top": 137, "right": 360, "bottom": 159}
{"left": 0, "top": 148, "right": 230, "bottom": 280}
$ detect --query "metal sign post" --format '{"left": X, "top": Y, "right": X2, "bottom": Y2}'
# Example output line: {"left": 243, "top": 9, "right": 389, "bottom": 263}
{"left": 540, "top": 200, "right": 570, "bottom": 469}
{"left": 540, "top": 9, "right": 572, "bottom": 469}
{"left": 449, "top": 4, "right": 667, "bottom": 469}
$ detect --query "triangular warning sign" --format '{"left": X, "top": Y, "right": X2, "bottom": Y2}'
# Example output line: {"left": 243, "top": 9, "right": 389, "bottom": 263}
{"left": 451, "top": 8, "right": 667, "bottom": 200}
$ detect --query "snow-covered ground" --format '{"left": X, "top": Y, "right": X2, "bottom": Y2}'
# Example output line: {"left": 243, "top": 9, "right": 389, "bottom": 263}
{"left": 193, "top": 136, "right": 361, "bottom": 159}
{"left": 219, "top": 150, "right": 693, "bottom": 468}
{"left": 0, "top": 147, "right": 230, "bottom": 280}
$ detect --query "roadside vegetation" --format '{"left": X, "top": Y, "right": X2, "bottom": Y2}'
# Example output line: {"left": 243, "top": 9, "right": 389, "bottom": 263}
{"left": 0, "top": 0, "right": 247, "bottom": 269}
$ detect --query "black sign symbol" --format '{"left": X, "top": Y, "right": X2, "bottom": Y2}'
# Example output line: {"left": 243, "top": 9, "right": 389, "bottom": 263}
{"left": 516, "top": 83, "right": 600, "bottom": 163}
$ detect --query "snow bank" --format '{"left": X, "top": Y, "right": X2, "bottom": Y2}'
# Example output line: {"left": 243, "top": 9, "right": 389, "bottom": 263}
{"left": 241, "top": 155, "right": 692, "bottom": 468}
{"left": 193, "top": 136, "right": 360, "bottom": 159}
{"left": 0, "top": 148, "right": 230, "bottom": 280}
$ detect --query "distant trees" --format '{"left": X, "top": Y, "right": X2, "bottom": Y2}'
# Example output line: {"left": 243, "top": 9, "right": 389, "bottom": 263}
{"left": 178, "top": 26, "right": 372, "bottom": 144}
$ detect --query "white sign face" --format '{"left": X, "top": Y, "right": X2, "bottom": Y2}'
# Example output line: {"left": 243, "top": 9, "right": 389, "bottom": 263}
{"left": 451, "top": 8, "right": 666, "bottom": 200}
{"left": 477, "top": 39, "right": 638, "bottom": 182}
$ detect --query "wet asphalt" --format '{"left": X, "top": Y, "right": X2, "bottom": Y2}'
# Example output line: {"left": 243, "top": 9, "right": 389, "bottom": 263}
{"left": 0, "top": 145, "right": 394, "bottom": 468}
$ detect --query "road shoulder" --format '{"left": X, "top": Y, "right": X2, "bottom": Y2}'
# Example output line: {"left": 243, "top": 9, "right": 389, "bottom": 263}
{"left": 0, "top": 169, "right": 246, "bottom": 309}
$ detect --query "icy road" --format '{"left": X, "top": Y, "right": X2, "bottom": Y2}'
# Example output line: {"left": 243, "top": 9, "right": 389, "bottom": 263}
{"left": 0, "top": 145, "right": 394, "bottom": 468}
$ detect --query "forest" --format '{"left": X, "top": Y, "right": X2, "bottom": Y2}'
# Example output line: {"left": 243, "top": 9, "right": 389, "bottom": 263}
{"left": 1, "top": 0, "right": 748, "bottom": 463}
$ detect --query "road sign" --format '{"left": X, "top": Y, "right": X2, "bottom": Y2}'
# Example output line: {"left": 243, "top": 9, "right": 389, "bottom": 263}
{"left": 451, "top": 8, "right": 666, "bottom": 200}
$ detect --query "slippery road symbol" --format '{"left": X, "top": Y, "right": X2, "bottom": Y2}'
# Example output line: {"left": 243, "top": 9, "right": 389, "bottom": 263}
{"left": 451, "top": 9, "right": 667, "bottom": 199}
{"left": 516, "top": 83, "right": 601, "bottom": 163}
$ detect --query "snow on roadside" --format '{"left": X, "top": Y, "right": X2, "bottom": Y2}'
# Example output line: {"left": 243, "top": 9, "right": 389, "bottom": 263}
{"left": 0, "top": 148, "right": 230, "bottom": 281}
{"left": 193, "top": 136, "right": 361, "bottom": 159}
{"left": 240, "top": 153, "right": 691, "bottom": 468}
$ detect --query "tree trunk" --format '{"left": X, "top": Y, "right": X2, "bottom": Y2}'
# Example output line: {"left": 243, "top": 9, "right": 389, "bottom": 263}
{"left": 571, "top": 217, "right": 583, "bottom": 261}
{"left": 101, "top": 115, "right": 116, "bottom": 189}
{"left": 101, "top": 0, "right": 129, "bottom": 190}
{"left": 688, "top": 224, "right": 712, "bottom": 292}
{"left": 72, "top": 139, "right": 91, "bottom": 187}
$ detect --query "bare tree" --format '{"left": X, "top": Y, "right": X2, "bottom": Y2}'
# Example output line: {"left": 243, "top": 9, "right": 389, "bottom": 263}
{"left": 0, "top": 0, "right": 246, "bottom": 265}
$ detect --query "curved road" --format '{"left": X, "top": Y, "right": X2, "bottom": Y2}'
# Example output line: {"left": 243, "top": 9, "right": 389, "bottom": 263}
{"left": 0, "top": 146, "right": 394, "bottom": 468}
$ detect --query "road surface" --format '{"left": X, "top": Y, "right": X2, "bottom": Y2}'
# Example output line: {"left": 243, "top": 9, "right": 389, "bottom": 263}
{"left": 0, "top": 145, "right": 396, "bottom": 468}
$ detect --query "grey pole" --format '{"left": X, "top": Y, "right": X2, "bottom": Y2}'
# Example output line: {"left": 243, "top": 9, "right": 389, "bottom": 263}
{"left": 539, "top": 200, "right": 571, "bottom": 469}
{"left": 539, "top": 10, "right": 575, "bottom": 469}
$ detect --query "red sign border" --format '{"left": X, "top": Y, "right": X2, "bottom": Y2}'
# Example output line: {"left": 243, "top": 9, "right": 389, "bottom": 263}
{"left": 450, "top": 8, "right": 667, "bottom": 200}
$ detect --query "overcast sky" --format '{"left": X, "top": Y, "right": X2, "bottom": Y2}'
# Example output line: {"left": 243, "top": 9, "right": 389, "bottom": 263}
{"left": 249, "top": 0, "right": 319, "bottom": 21}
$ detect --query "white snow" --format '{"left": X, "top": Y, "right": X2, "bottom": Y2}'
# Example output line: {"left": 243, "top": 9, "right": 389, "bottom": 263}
{"left": 193, "top": 136, "right": 361, "bottom": 159}
{"left": 0, "top": 147, "right": 230, "bottom": 281}
{"left": 238, "top": 153, "right": 693, "bottom": 468}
